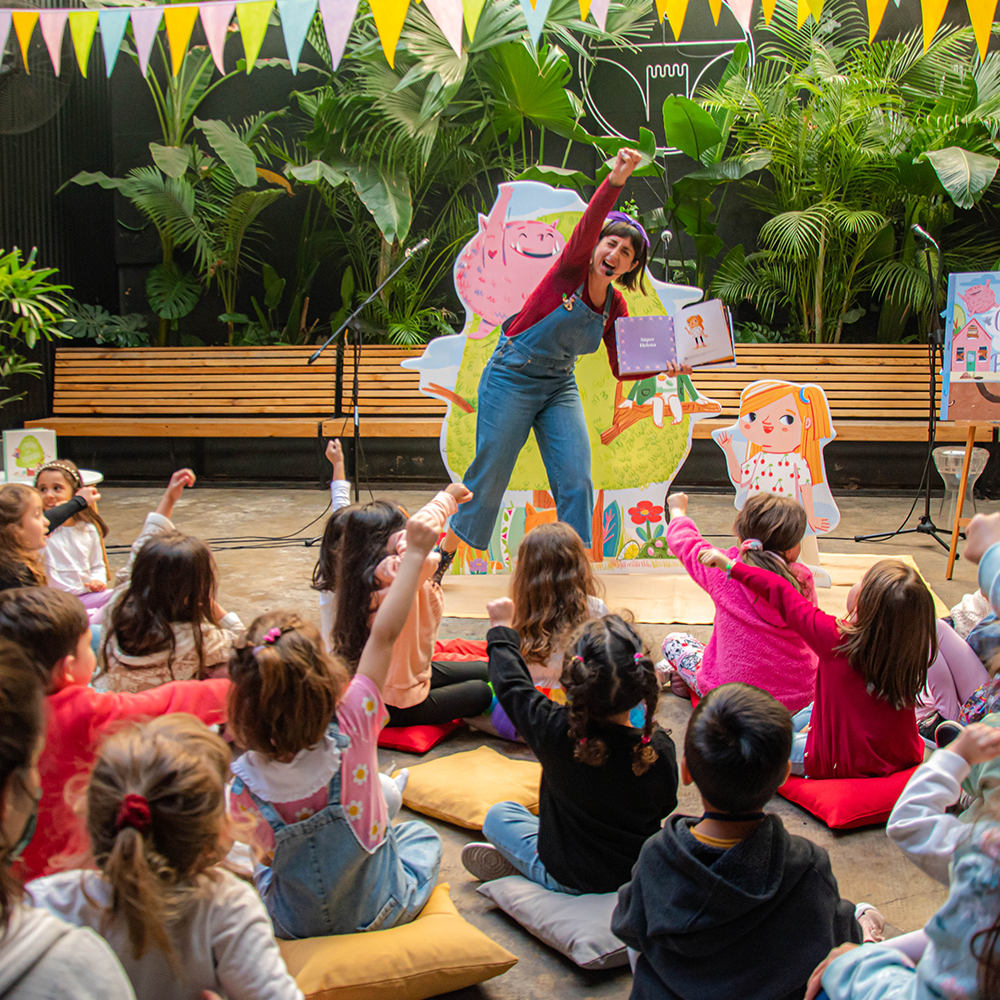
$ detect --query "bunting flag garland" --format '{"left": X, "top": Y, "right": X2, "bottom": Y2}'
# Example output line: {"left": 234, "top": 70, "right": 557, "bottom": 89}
{"left": 199, "top": 1, "right": 234, "bottom": 73}
{"left": 163, "top": 4, "right": 199, "bottom": 74}
{"left": 589, "top": 0, "right": 610, "bottom": 29}
{"left": 796, "top": 0, "right": 809, "bottom": 26}
{"left": 276, "top": 0, "right": 317, "bottom": 72}
{"left": 317, "top": 0, "right": 358, "bottom": 69}
{"left": 0, "top": 10, "right": 9, "bottom": 62}
{"left": 724, "top": 0, "right": 753, "bottom": 31}
{"left": 519, "top": 0, "right": 552, "bottom": 46}
{"left": 39, "top": 9, "right": 67, "bottom": 76}
{"left": 423, "top": 0, "right": 462, "bottom": 54}
{"left": 461, "top": 0, "right": 486, "bottom": 40}
{"left": 577, "top": 0, "right": 591, "bottom": 20}
{"left": 664, "top": 0, "right": 690, "bottom": 38}
{"left": 369, "top": 0, "right": 410, "bottom": 65}
{"left": 866, "top": 0, "right": 890, "bottom": 39}
{"left": 130, "top": 6, "right": 163, "bottom": 77}
{"left": 920, "top": 0, "right": 948, "bottom": 49}
{"left": 68, "top": 9, "right": 99, "bottom": 76}
{"left": 98, "top": 7, "right": 130, "bottom": 76}
{"left": 236, "top": 0, "right": 274, "bottom": 71}
{"left": 708, "top": 0, "right": 722, "bottom": 24}
{"left": 761, "top": 0, "right": 778, "bottom": 24}
{"left": 12, "top": 9, "right": 38, "bottom": 73}
{"left": 967, "top": 0, "right": 998, "bottom": 60}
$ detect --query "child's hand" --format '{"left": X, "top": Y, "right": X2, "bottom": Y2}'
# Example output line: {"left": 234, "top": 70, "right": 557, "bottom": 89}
{"left": 445, "top": 482, "right": 474, "bottom": 504}
{"left": 326, "top": 439, "right": 345, "bottom": 480}
{"left": 405, "top": 514, "right": 439, "bottom": 558}
{"left": 698, "top": 547, "right": 732, "bottom": 571}
{"left": 663, "top": 361, "right": 693, "bottom": 377}
{"left": 75, "top": 486, "right": 101, "bottom": 508}
{"left": 667, "top": 492, "right": 689, "bottom": 517}
{"left": 949, "top": 723, "right": 1000, "bottom": 765}
{"left": 166, "top": 468, "right": 196, "bottom": 502}
{"left": 965, "top": 513, "right": 1000, "bottom": 565}
{"left": 86, "top": 580, "right": 106, "bottom": 593}
{"left": 487, "top": 597, "right": 515, "bottom": 628}
{"left": 805, "top": 944, "right": 860, "bottom": 1000}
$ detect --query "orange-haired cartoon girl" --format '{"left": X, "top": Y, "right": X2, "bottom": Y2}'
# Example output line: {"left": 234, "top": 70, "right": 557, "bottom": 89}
{"left": 713, "top": 380, "right": 839, "bottom": 535}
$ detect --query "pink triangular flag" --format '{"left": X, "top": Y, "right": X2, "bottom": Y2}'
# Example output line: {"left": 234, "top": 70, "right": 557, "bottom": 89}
{"left": 723, "top": 0, "right": 752, "bottom": 31}
{"left": 0, "top": 10, "right": 10, "bottom": 60}
{"left": 423, "top": 0, "right": 462, "bottom": 54}
{"left": 318, "top": 0, "right": 359, "bottom": 70}
{"left": 199, "top": 1, "right": 235, "bottom": 73}
{"left": 38, "top": 9, "right": 68, "bottom": 76}
{"left": 589, "top": 0, "right": 610, "bottom": 28}
{"left": 130, "top": 6, "right": 163, "bottom": 77}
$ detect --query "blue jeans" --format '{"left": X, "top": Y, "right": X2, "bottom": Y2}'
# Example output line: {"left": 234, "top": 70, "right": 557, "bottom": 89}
{"left": 450, "top": 345, "right": 595, "bottom": 551}
{"left": 482, "top": 800, "right": 581, "bottom": 895}
{"left": 790, "top": 703, "right": 813, "bottom": 776}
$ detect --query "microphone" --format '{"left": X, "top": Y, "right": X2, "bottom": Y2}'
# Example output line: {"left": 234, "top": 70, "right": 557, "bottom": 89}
{"left": 911, "top": 223, "right": 938, "bottom": 249}
{"left": 405, "top": 238, "right": 430, "bottom": 258}
{"left": 661, "top": 230, "right": 673, "bottom": 245}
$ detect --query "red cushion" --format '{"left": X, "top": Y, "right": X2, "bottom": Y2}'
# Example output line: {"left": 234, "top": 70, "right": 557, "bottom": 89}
{"left": 689, "top": 691, "right": 700, "bottom": 709}
{"left": 433, "top": 639, "right": 488, "bottom": 661}
{"left": 777, "top": 767, "right": 919, "bottom": 830}
{"left": 377, "top": 721, "right": 460, "bottom": 754}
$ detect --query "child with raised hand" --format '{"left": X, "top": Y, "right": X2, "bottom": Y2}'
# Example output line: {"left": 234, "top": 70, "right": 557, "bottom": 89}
{"left": 663, "top": 491, "right": 818, "bottom": 712}
{"left": 807, "top": 722, "right": 1000, "bottom": 1000}
{"left": 100, "top": 469, "right": 244, "bottom": 693}
{"left": 227, "top": 510, "right": 444, "bottom": 939}
{"left": 313, "top": 439, "right": 353, "bottom": 653}
{"left": 0, "top": 586, "right": 229, "bottom": 880}
{"left": 462, "top": 601, "right": 677, "bottom": 895}
{"left": 29, "top": 714, "right": 303, "bottom": 1000}
{"left": 698, "top": 546, "right": 934, "bottom": 779}
{"left": 34, "top": 460, "right": 112, "bottom": 622}
{"left": 614, "top": 683, "right": 873, "bottom": 1000}
{"left": 333, "top": 482, "right": 492, "bottom": 727}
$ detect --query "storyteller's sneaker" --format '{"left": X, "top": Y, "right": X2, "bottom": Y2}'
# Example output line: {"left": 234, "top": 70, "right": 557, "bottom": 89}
{"left": 461, "top": 843, "right": 518, "bottom": 882}
{"left": 935, "top": 720, "right": 965, "bottom": 749}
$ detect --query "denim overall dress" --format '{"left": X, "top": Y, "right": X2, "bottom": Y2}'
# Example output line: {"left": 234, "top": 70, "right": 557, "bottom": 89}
{"left": 231, "top": 720, "right": 442, "bottom": 940}
{"left": 450, "top": 284, "right": 615, "bottom": 551}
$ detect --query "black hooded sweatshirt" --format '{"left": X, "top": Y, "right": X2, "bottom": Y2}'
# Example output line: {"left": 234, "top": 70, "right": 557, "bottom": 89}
{"left": 611, "top": 814, "right": 862, "bottom": 1000}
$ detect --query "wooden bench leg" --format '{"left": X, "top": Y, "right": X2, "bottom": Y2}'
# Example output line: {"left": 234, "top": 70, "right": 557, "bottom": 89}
{"left": 946, "top": 425, "right": 977, "bottom": 580}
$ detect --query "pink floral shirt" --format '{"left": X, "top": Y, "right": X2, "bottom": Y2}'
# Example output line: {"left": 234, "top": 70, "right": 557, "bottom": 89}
{"left": 229, "top": 675, "right": 390, "bottom": 857}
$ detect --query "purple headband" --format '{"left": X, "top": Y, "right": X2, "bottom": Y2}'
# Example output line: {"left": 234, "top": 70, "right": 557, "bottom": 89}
{"left": 605, "top": 211, "right": 650, "bottom": 248}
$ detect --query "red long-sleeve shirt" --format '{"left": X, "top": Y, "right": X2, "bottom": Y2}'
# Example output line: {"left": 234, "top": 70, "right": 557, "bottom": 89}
{"left": 504, "top": 178, "right": 640, "bottom": 380}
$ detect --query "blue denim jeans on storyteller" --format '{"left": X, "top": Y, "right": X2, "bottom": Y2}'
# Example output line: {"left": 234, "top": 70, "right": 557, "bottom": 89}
{"left": 790, "top": 703, "right": 813, "bottom": 776}
{"left": 482, "top": 800, "right": 581, "bottom": 895}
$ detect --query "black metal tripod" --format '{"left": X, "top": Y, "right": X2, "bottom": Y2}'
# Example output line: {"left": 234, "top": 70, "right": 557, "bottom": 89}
{"left": 855, "top": 225, "right": 952, "bottom": 551}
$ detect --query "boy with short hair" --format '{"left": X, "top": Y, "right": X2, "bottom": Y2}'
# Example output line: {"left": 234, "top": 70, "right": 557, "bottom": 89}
{"left": 0, "top": 586, "right": 230, "bottom": 880}
{"left": 612, "top": 683, "right": 876, "bottom": 1000}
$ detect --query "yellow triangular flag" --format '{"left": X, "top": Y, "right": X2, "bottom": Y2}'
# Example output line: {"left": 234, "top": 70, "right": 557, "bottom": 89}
{"left": 369, "top": 0, "right": 409, "bottom": 66}
{"left": 163, "top": 5, "right": 199, "bottom": 75}
{"left": 967, "top": 0, "right": 998, "bottom": 61}
{"left": 654, "top": 0, "right": 669, "bottom": 27}
{"left": 866, "top": 0, "right": 890, "bottom": 41}
{"left": 68, "top": 10, "right": 99, "bottom": 77}
{"left": 761, "top": 0, "right": 778, "bottom": 24}
{"left": 462, "top": 0, "right": 486, "bottom": 40}
{"left": 796, "top": 0, "right": 810, "bottom": 26}
{"left": 236, "top": 0, "right": 274, "bottom": 72}
{"left": 664, "top": 0, "right": 689, "bottom": 38}
{"left": 708, "top": 0, "right": 722, "bottom": 23}
{"left": 12, "top": 10, "right": 38, "bottom": 72}
{"left": 921, "top": 0, "right": 948, "bottom": 51}
{"left": 578, "top": 0, "right": 592, "bottom": 18}
{"left": 807, "top": 0, "right": 824, "bottom": 18}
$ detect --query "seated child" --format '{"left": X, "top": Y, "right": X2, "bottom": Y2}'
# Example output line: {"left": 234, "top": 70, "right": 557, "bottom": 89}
{"left": 699, "top": 548, "right": 933, "bottom": 779}
{"left": 29, "top": 715, "right": 303, "bottom": 1000}
{"left": 99, "top": 469, "right": 243, "bottom": 693}
{"left": 0, "top": 586, "right": 229, "bottom": 879}
{"left": 663, "top": 492, "right": 818, "bottom": 712}
{"left": 462, "top": 600, "right": 678, "bottom": 895}
{"left": 228, "top": 510, "right": 444, "bottom": 939}
{"left": 613, "top": 683, "right": 876, "bottom": 1000}
{"left": 811, "top": 722, "right": 1000, "bottom": 1000}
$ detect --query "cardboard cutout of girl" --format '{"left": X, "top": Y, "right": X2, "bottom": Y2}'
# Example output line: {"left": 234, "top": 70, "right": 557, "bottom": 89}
{"left": 712, "top": 379, "right": 840, "bottom": 535}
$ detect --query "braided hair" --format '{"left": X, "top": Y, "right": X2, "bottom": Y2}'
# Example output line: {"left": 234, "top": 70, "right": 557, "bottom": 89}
{"left": 560, "top": 615, "right": 661, "bottom": 776}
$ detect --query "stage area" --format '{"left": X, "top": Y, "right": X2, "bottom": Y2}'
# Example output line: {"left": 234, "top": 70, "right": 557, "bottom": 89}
{"left": 97, "top": 486, "right": 995, "bottom": 999}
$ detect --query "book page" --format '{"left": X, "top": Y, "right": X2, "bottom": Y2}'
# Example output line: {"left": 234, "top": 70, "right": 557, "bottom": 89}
{"left": 676, "top": 300, "right": 736, "bottom": 368}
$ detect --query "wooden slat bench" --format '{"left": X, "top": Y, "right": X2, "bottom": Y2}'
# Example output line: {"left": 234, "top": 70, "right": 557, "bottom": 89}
{"left": 25, "top": 343, "right": 987, "bottom": 444}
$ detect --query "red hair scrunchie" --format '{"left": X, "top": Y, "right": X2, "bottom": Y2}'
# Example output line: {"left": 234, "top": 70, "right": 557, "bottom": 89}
{"left": 115, "top": 793, "right": 152, "bottom": 835}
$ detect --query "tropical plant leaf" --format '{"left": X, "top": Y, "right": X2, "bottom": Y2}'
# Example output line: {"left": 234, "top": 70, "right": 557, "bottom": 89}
{"left": 287, "top": 160, "right": 350, "bottom": 187}
{"left": 149, "top": 144, "right": 190, "bottom": 178}
{"left": 195, "top": 118, "right": 258, "bottom": 188}
{"left": 146, "top": 263, "right": 202, "bottom": 320}
{"left": 514, "top": 164, "right": 596, "bottom": 189}
{"left": 919, "top": 146, "right": 999, "bottom": 209}
{"left": 661, "top": 96, "right": 724, "bottom": 161}
{"left": 344, "top": 161, "right": 413, "bottom": 244}
{"left": 685, "top": 150, "right": 772, "bottom": 182}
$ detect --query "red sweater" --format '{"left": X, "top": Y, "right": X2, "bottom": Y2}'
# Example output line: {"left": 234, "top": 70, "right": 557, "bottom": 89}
{"left": 505, "top": 178, "right": 640, "bottom": 380}
{"left": 729, "top": 563, "right": 924, "bottom": 780}
{"left": 19, "top": 679, "right": 229, "bottom": 880}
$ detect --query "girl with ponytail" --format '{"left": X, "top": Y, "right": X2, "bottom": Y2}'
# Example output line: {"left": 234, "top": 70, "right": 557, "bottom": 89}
{"left": 27, "top": 715, "right": 303, "bottom": 1000}
{"left": 462, "top": 602, "right": 678, "bottom": 896}
{"left": 662, "top": 491, "right": 819, "bottom": 713}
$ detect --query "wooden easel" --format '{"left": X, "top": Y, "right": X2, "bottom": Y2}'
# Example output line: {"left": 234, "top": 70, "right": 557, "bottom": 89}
{"left": 946, "top": 421, "right": 988, "bottom": 579}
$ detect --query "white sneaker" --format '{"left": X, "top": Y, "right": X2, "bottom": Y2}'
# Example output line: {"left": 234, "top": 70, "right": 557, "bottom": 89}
{"left": 855, "top": 902, "right": 885, "bottom": 943}
{"left": 461, "top": 843, "right": 518, "bottom": 882}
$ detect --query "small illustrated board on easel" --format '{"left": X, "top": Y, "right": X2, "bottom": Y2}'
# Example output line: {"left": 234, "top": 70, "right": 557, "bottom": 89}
{"left": 615, "top": 299, "right": 735, "bottom": 376}
{"left": 940, "top": 271, "right": 1000, "bottom": 421}
{"left": 2, "top": 428, "right": 56, "bottom": 482}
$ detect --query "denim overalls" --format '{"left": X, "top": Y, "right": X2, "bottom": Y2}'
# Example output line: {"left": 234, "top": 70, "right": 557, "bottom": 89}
{"left": 450, "top": 284, "right": 614, "bottom": 551}
{"left": 232, "top": 720, "right": 442, "bottom": 940}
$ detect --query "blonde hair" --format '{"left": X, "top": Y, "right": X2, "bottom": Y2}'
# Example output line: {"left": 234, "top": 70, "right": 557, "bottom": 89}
{"left": 0, "top": 484, "right": 46, "bottom": 585}
{"left": 739, "top": 380, "right": 833, "bottom": 485}
{"left": 85, "top": 715, "right": 231, "bottom": 972}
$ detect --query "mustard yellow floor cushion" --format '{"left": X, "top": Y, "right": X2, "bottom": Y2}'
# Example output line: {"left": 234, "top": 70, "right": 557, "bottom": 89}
{"left": 394, "top": 746, "right": 542, "bottom": 829}
{"left": 277, "top": 883, "right": 518, "bottom": 1000}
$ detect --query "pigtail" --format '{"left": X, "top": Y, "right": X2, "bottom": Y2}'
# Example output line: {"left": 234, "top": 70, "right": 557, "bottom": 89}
{"left": 799, "top": 385, "right": 832, "bottom": 486}
{"left": 631, "top": 651, "right": 660, "bottom": 776}
{"left": 734, "top": 495, "right": 808, "bottom": 594}
{"left": 565, "top": 654, "right": 608, "bottom": 767}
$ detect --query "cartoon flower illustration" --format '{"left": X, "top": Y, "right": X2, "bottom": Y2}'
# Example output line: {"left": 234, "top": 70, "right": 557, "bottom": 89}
{"left": 295, "top": 807, "right": 315, "bottom": 822}
{"left": 346, "top": 800, "right": 363, "bottom": 819}
{"left": 469, "top": 557, "right": 488, "bottom": 574}
{"left": 362, "top": 696, "right": 377, "bottom": 717}
{"left": 628, "top": 500, "right": 663, "bottom": 525}
{"left": 353, "top": 764, "right": 369, "bottom": 784}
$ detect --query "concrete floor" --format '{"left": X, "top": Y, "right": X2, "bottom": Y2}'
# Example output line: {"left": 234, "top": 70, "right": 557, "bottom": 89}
{"left": 98, "top": 484, "right": 994, "bottom": 999}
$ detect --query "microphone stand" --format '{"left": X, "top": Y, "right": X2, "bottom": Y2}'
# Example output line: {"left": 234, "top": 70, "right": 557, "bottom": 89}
{"left": 854, "top": 225, "right": 952, "bottom": 550}
{"left": 308, "top": 238, "right": 430, "bottom": 504}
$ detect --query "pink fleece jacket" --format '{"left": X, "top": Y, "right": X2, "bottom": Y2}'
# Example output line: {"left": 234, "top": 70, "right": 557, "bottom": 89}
{"left": 667, "top": 515, "right": 819, "bottom": 713}
{"left": 374, "top": 491, "right": 458, "bottom": 709}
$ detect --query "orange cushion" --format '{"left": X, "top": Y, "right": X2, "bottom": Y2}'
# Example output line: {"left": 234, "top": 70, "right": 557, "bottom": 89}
{"left": 777, "top": 767, "right": 919, "bottom": 829}
{"left": 378, "top": 722, "right": 460, "bottom": 754}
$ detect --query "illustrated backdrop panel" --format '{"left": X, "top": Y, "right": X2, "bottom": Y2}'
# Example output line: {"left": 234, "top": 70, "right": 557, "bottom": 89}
{"left": 941, "top": 271, "right": 1000, "bottom": 423}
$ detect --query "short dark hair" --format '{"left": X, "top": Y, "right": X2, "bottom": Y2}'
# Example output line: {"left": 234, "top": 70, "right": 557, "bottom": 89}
{"left": 599, "top": 220, "right": 648, "bottom": 293}
{"left": 0, "top": 587, "right": 88, "bottom": 682}
{"left": 684, "top": 683, "right": 792, "bottom": 813}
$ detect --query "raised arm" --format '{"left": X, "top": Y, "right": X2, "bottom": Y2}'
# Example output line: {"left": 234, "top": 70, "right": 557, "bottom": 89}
{"left": 665, "top": 494, "right": 719, "bottom": 594}
{"left": 358, "top": 513, "right": 439, "bottom": 691}
{"left": 155, "top": 468, "right": 196, "bottom": 519}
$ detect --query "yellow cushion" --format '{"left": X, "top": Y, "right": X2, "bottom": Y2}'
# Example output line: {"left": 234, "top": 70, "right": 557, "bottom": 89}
{"left": 395, "top": 746, "right": 541, "bottom": 829}
{"left": 278, "top": 883, "right": 518, "bottom": 1000}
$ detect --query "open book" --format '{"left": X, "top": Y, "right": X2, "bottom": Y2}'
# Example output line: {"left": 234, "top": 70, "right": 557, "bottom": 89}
{"left": 615, "top": 299, "right": 736, "bottom": 375}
